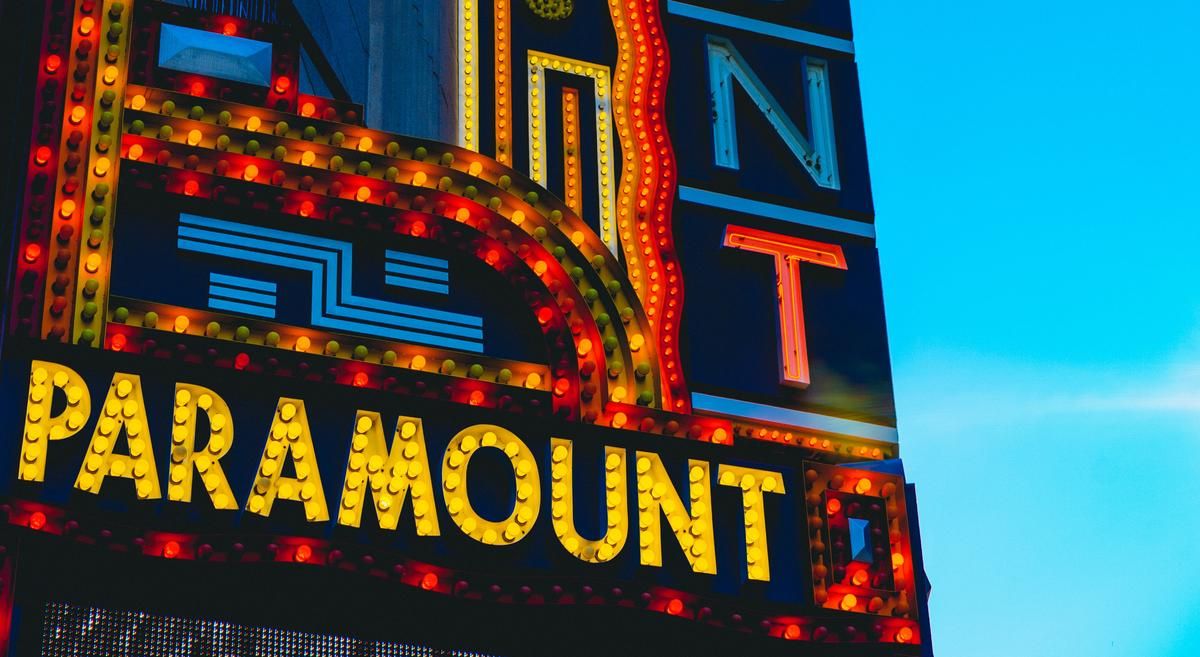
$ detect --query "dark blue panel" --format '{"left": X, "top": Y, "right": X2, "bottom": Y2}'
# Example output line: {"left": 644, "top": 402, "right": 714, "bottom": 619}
{"left": 111, "top": 186, "right": 546, "bottom": 363}
{"left": 675, "top": 203, "right": 896, "bottom": 425}
{"left": 666, "top": 19, "right": 874, "bottom": 222}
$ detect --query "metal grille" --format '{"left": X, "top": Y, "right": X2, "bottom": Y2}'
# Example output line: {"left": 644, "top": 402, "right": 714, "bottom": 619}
{"left": 40, "top": 602, "right": 503, "bottom": 657}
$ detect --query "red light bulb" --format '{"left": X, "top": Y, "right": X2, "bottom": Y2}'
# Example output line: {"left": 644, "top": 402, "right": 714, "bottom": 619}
{"left": 29, "top": 511, "right": 47, "bottom": 530}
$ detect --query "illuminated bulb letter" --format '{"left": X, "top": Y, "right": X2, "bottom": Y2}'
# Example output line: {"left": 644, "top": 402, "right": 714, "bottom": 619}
{"left": 442, "top": 425, "right": 540, "bottom": 545}
{"left": 723, "top": 224, "right": 847, "bottom": 387}
{"left": 337, "top": 412, "right": 439, "bottom": 535}
{"left": 20, "top": 361, "right": 92, "bottom": 482}
{"left": 247, "top": 398, "right": 328, "bottom": 521}
{"left": 635, "top": 452, "right": 716, "bottom": 575}
{"left": 166, "top": 384, "right": 238, "bottom": 509}
{"left": 718, "top": 464, "right": 786, "bottom": 581}
{"left": 75, "top": 372, "right": 162, "bottom": 499}
{"left": 549, "top": 439, "right": 628, "bottom": 563}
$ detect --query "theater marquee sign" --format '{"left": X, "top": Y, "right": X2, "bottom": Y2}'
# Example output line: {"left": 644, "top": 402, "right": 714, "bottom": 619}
{"left": 0, "top": 0, "right": 928, "bottom": 654}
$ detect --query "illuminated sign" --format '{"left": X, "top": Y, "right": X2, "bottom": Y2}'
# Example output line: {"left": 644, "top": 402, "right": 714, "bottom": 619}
{"left": 1, "top": 0, "right": 928, "bottom": 654}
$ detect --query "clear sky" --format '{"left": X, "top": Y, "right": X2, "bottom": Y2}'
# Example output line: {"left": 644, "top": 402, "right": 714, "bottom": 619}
{"left": 849, "top": 1, "right": 1200, "bottom": 655}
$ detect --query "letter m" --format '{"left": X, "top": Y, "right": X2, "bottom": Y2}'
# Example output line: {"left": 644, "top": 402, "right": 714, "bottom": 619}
{"left": 706, "top": 36, "right": 840, "bottom": 189}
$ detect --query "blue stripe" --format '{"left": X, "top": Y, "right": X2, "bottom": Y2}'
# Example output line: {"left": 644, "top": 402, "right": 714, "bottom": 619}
{"left": 314, "top": 317, "right": 481, "bottom": 352}
{"left": 183, "top": 238, "right": 483, "bottom": 351}
{"left": 385, "top": 250, "right": 448, "bottom": 269}
{"left": 209, "top": 272, "right": 277, "bottom": 293}
{"left": 384, "top": 263, "right": 450, "bottom": 282}
{"left": 208, "top": 284, "right": 277, "bottom": 306}
{"left": 178, "top": 235, "right": 485, "bottom": 351}
{"left": 180, "top": 234, "right": 483, "bottom": 339}
{"left": 691, "top": 392, "right": 898, "bottom": 443}
{"left": 180, "top": 214, "right": 482, "bottom": 327}
{"left": 208, "top": 298, "right": 277, "bottom": 319}
{"left": 385, "top": 276, "right": 450, "bottom": 294}
{"left": 666, "top": 1, "right": 855, "bottom": 54}
{"left": 678, "top": 186, "right": 876, "bottom": 239}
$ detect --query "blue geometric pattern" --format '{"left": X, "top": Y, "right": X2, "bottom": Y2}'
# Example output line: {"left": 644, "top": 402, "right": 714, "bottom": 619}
{"left": 177, "top": 214, "right": 484, "bottom": 352}
{"left": 385, "top": 250, "right": 450, "bottom": 294}
{"left": 208, "top": 273, "right": 277, "bottom": 318}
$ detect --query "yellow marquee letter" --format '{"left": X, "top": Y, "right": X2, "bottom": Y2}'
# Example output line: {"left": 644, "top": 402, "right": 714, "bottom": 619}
{"left": 442, "top": 425, "right": 540, "bottom": 545}
{"left": 636, "top": 452, "right": 716, "bottom": 575}
{"left": 20, "top": 360, "right": 92, "bottom": 482}
{"left": 75, "top": 372, "right": 162, "bottom": 499}
{"left": 167, "top": 383, "right": 238, "bottom": 509}
{"left": 247, "top": 398, "right": 328, "bottom": 521}
{"left": 550, "top": 438, "right": 628, "bottom": 563}
{"left": 338, "top": 412, "right": 439, "bottom": 535}
{"left": 718, "top": 464, "right": 786, "bottom": 581}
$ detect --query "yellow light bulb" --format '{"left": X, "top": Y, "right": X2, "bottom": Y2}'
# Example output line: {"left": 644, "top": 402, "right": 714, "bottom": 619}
{"left": 84, "top": 253, "right": 102, "bottom": 273}
{"left": 174, "top": 315, "right": 190, "bottom": 333}
{"left": 246, "top": 116, "right": 261, "bottom": 132}
{"left": 357, "top": 136, "right": 374, "bottom": 152}
{"left": 300, "top": 151, "right": 316, "bottom": 166}
{"left": 93, "top": 157, "right": 111, "bottom": 176}
{"left": 243, "top": 164, "right": 258, "bottom": 181}
{"left": 130, "top": 94, "right": 146, "bottom": 111}
{"left": 186, "top": 129, "right": 202, "bottom": 146}
{"left": 355, "top": 186, "right": 371, "bottom": 202}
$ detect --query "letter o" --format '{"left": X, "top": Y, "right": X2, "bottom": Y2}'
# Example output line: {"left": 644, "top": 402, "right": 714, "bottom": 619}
{"left": 442, "top": 425, "right": 540, "bottom": 545}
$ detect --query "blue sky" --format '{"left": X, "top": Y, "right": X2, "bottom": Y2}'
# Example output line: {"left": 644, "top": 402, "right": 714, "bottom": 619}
{"left": 849, "top": 1, "right": 1200, "bottom": 655}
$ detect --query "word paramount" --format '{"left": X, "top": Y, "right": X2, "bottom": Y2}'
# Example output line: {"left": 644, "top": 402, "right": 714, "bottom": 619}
{"left": 19, "top": 360, "right": 785, "bottom": 582}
